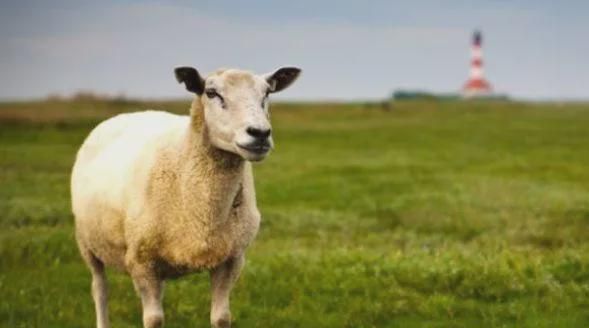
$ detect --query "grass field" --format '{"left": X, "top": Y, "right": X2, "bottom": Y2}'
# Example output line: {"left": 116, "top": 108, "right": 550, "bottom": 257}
{"left": 1, "top": 99, "right": 589, "bottom": 327}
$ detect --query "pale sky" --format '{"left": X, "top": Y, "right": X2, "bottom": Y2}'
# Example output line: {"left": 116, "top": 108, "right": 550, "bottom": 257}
{"left": 1, "top": 0, "right": 588, "bottom": 101}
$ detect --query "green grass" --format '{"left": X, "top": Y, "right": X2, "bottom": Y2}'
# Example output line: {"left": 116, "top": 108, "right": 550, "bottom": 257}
{"left": 1, "top": 99, "right": 589, "bottom": 327}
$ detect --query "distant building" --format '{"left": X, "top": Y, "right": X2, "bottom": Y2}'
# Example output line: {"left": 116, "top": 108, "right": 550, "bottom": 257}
{"left": 391, "top": 31, "right": 507, "bottom": 102}
{"left": 392, "top": 90, "right": 458, "bottom": 101}
{"left": 462, "top": 31, "right": 493, "bottom": 98}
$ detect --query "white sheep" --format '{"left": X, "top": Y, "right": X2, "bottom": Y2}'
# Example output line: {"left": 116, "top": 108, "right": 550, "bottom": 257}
{"left": 71, "top": 66, "right": 301, "bottom": 328}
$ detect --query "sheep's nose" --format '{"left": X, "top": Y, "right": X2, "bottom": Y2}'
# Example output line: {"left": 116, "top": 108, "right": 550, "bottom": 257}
{"left": 246, "top": 127, "right": 271, "bottom": 140}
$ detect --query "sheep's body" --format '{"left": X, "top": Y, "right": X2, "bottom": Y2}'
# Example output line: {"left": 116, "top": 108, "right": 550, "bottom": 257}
{"left": 72, "top": 109, "right": 260, "bottom": 278}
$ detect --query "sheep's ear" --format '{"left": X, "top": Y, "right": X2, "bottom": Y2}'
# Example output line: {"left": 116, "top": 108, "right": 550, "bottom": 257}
{"left": 175, "top": 66, "right": 205, "bottom": 95}
{"left": 266, "top": 67, "right": 301, "bottom": 93}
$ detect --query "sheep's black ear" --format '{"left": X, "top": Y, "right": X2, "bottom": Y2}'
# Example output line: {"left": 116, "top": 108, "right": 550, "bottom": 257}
{"left": 266, "top": 67, "right": 301, "bottom": 93}
{"left": 174, "top": 66, "right": 205, "bottom": 95}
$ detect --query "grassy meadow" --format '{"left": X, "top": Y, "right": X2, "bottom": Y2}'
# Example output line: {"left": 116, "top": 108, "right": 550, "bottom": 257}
{"left": 1, "top": 98, "right": 589, "bottom": 327}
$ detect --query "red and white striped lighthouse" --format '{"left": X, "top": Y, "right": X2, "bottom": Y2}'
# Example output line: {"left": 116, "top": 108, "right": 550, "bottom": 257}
{"left": 462, "top": 30, "right": 492, "bottom": 98}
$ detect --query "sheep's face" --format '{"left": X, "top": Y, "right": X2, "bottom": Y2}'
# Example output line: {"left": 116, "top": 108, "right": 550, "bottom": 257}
{"left": 175, "top": 66, "right": 301, "bottom": 162}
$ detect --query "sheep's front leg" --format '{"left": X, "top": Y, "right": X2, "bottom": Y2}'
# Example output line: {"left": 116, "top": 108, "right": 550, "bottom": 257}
{"left": 130, "top": 267, "right": 165, "bottom": 328}
{"left": 210, "top": 255, "right": 245, "bottom": 328}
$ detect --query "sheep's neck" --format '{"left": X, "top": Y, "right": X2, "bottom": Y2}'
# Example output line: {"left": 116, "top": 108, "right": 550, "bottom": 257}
{"left": 181, "top": 99, "right": 244, "bottom": 226}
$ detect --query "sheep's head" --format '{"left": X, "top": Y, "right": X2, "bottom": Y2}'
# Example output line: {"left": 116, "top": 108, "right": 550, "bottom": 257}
{"left": 175, "top": 66, "right": 301, "bottom": 161}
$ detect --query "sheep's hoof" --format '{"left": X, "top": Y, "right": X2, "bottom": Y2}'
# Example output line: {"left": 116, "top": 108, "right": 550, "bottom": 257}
{"left": 144, "top": 314, "right": 164, "bottom": 328}
{"left": 213, "top": 318, "right": 231, "bottom": 328}
{"left": 212, "top": 313, "right": 231, "bottom": 328}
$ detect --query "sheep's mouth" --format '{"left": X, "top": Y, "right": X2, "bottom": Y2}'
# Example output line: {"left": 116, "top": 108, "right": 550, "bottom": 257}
{"left": 237, "top": 142, "right": 271, "bottom": 155}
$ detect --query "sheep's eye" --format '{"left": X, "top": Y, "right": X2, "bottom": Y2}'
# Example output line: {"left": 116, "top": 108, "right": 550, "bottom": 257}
{"left": 205, "top": 89, "right": 219, "bottom": 99}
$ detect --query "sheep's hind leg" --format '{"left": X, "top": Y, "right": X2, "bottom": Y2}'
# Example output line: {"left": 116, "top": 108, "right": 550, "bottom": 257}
{"left": 209, "top": 255, "right": 245, "bottom": 328}
{"left": 129, "top": 266, "right": 165, "bottom": 328}
{"left": 80, "top": 248, "right": 110, "bottom": 328}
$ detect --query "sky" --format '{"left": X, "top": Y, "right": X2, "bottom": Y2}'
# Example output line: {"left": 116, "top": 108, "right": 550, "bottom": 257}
{"left": 1, "top": 0, "right": 588, "bottom": 101}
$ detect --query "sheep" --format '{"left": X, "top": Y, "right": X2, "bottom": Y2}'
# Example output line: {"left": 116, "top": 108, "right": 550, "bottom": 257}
{"left": 70, "top": 66, "right": 301, "bottom": 328}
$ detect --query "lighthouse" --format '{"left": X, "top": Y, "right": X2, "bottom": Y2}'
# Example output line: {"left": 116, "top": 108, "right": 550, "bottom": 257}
{"left": 462, "top": 30, "right": 493, "bottom": 98}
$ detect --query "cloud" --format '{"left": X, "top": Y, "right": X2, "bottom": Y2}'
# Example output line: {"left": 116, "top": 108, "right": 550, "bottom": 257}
{"left": 0, "top": 2, "right": 468, "bottom": 100}
{"left": 0, "top": 1, "right": 588, "bottom": 100}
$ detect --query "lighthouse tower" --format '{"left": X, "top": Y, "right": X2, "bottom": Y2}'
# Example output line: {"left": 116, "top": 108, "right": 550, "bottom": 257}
{"left": 462, "top": 30, "right": 492, "bottom": 98}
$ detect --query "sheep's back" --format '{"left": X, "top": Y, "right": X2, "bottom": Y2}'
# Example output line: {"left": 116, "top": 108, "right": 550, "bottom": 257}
{"left": 71, "top": 111, "right": 188, "bottom": 224}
